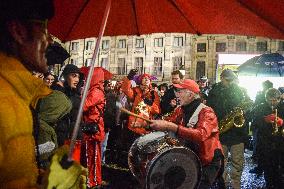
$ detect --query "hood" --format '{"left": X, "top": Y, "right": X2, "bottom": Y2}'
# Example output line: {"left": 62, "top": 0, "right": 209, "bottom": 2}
{"left": 80, "top": 66, "right": 112, "bottom": 89}
{"left": 39, "top": 90, "right": 72, "bottom": 124}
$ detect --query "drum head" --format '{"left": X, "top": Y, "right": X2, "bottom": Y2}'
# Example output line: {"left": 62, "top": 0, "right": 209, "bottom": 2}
{"left": 146, "top": 147, "right": 201, "bottom": 189}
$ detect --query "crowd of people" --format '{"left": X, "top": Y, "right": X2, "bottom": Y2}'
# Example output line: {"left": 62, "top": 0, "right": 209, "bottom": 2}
{"left": 1, "top": 1, "right": 284, "bottom": 189}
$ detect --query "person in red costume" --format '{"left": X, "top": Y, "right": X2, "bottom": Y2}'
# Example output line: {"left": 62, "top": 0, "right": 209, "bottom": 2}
{"left": 121, "top": 69, "right": 161, "bottom": 135}
{"left": 149, "top": 79, "right": 225, "bottom": 189}
{"left": 81, "top": 67, "right": 112, "bottom": 189}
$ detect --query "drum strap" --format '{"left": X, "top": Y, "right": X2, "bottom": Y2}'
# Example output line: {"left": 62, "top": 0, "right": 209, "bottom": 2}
{"left": 186, "top": 103, "right": 207, "bottom": 128}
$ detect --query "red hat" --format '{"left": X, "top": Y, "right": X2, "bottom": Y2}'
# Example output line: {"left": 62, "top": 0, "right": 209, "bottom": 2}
{"left": 173, "top": 79, "right": 200, "bottom": 93}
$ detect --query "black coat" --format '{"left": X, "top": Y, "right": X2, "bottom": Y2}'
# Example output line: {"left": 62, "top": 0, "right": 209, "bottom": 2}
{"left": 160, "top": 86, "right": 177, "bottom": 115}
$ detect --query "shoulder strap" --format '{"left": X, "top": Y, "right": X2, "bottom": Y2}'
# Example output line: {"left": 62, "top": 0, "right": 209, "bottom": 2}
{"left": 186, "top": 103, "right": 207, "bottom": 128}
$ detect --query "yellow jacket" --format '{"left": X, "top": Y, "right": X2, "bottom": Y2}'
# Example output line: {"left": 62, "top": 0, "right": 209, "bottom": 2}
{"left": 0, "top": 53, "right": 51, "bottom": 188}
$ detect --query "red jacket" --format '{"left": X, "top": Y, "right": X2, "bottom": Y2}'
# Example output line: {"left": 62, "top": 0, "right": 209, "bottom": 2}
{"left": 121, "top": 77, "right": 160, "bottom": 134}
{"left": 83, "top": 68, "right": 106, "bottom": 142}
{"left": 167, "top": 105, "right": 223, "bottom": 165}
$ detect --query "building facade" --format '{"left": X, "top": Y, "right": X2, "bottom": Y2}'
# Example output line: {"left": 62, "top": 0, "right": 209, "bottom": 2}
{"left": 63, "top": 34, "right": 284, "bottom": 83}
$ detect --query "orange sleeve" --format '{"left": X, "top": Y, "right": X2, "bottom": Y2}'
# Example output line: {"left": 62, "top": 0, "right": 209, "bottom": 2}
{"left": 150, "top": 90, "right": 161, "bottom": 115}
{"left": 121, "top": 77, "right": 135, "bottom": 101}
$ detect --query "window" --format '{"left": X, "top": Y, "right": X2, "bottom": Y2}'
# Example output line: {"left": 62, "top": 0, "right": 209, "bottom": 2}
{"left": 85, "top": 58, "right": 92, "bottom": 66}
{"left": 117, "top": 58, "right": 126, "bottom": 75}
{"left": 196, "top": 61, "right": 205, "bottom": 80}
{"left": 278, "top": 41, "right": 284, "bottom": 51}
{"left": 85, "top": 41, "right": 94, "bottom": 51}
{"left": 71, "top": 42, "right": 79, "bottom": 51}
{"left": 172, "top": 57, "right": 183, "bottom": 71}
{"left": 70, "top": 58, "right": 78, "bottom": 66}
{"left": 118, "top": 39, "right": 126, "bottom": 48}
{"left": 102, "top": 40, "right": 110, "bottom": 50}
{"left": 257, "top": 41, "right": 267, "bottom": 52}
{"left": 135, "top": 38, "right": 144, "bottom": 48}
{"left": 173, "top": 37, "right": 183, "bottom": 47}
{"left": 154, "top": 38, "right": 163, "bottom": 47}
{"left": 197, "top": 43, "right": 206, "bottom": 52}
{"left": 236, "top": 41, "right": 247, "bottom": 51}
{"left": 134, "top": 57, "right": 143, "bottom": 74}
{"left": 153, "top": 57, "right": 162, "bottom": 76}
{"left": 216, "top": 42, "right": 226, "bottom": 52}
{"left": 100, "top": 58, "right": 109, "bottom": 69}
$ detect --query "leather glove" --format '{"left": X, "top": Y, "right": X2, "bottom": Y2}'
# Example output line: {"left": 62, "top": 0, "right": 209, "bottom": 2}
{"left": 46, "top": 145, "right": 87, "bottom": 189}
{"left": 264, "top": 114, "right": 284, "bottom": 127}
{"left": 127, "top": 69, "right": 138, "bottom": 80}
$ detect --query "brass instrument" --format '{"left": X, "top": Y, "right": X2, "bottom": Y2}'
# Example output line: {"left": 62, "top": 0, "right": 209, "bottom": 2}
{"left": 219, "top": 100, "right": 252, "bottom": 134}
{"left": 271, "top": 107, "right": 279, "bottom": 136}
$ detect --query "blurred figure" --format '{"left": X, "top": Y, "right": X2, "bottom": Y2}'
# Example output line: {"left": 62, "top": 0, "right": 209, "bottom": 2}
{"left": 158, "top": 83, "right": 168, "bottom": 97}
{"left": 121, "top": 69, "right": 161, "bottom": 135}
{"left": 81, "top": 67, "right": 110, "bottom": 188}
{"left": 207, "top": 69, "right": 249, "bottom": 189}
{"left": 251, "top": 88, "right": 284, "bottom": 188}
{"left": 160, "top": 70, "right": 184, "bottom": 115}
{"left": 249, "top": 80, "right": 273, "bottom": 175}
{"left": 43, "top": 72, "right": 56, "bottom": 87}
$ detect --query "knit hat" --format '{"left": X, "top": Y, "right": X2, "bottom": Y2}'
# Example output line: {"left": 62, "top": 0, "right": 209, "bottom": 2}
{"left": 173, "top": 79, "right": 200, "bottom": 93}
{"left": 62, "top": 64, "right": 81, "bottom": 77}
{"left": 220, "top": 69, "right": 237, "bottom": 81}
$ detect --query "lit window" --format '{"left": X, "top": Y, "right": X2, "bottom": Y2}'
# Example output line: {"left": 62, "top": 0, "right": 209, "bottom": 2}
{"left": 216, "top": 43, "right": 226, "bottom": 52}
{"left": 278, "top": 41, "right": 284, "bottom": 51}
{"left": 154, "top": 38, "right": 163, "bottom": 47}
{"left": 134, "top": 57, "right": 143, "bottom": 74}
{"left": 85, "top": 41, "right": 94, "bottom": 51}
{"left": 173, "top": 37, "right": 183, "bottom": 47}
{"left": 85, "top": 58, "right": 92, "bottom": 66}
{"left": 135, "top": 38, "right": 144, "bottom": 48}
{"left": 236, "top": 42, "right": 247, "bottom": 51}
{"left": 71, "top": 42, "right": 79, "bottom": 51}
{"left": 70, "top": 58, "right": 78, "bottom": 66}
{"left": 102, "top": 40, "right": 110, "bottom": 50}
{"left": 100, "top": 58, "right": 109, "bottom": 69}
{"left": 173, "top": 57, "right": 183, "bottom": 71}
{"left": 257, "top": 41, "right": 267, "bottom": 52}
{"left": 118, "top": 39, "right": 126, "bottom": 48}
{"left": 197, "top": 43, "right": 206, "bottom": 52}
{"left": 153, "top": 57, "right": 162, "bottom": 76}
{"left": 117, "top": 58, "right": 126, "bottom": 75}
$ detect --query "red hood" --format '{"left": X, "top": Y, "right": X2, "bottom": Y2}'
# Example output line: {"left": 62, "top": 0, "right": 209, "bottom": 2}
{"left": 80, "top": 66, "right": 113, "bottom": 89}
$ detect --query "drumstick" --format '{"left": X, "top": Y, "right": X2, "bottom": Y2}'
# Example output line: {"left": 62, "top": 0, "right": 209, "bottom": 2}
{"left": 116, "top": 101, "right": 152, "bottom": 123}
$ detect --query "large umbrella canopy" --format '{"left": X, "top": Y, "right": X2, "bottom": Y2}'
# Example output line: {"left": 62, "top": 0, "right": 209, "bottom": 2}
{"left": 237, "top": 53, "right": 284, "bottom": 77}
{"left": 48, "top": 0, "right": 284, "bottom": 42}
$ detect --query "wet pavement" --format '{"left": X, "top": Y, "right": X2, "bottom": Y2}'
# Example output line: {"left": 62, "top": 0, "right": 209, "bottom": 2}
{"left": 102, "top": 149, "right": 266, "bottom": 189}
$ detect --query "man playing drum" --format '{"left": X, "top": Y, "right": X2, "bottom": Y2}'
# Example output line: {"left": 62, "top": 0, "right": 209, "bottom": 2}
{"left": 149, "top": 79, "right": 225, "bottom": 189}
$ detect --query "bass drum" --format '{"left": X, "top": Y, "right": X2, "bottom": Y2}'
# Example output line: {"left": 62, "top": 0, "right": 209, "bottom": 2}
{"left": 128, "top": 132, "right": 202, "bottom": 189}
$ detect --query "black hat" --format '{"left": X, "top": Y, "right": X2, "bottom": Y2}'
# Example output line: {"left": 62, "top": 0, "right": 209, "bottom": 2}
{"left": 0, "top": 0, "right": 54, "bottom": 22}
{"left": 62, "top": 64, "right": 81, "bottom": 77}
{"left": 46, "top": 42, "right": 70, "bottom": 65}
{"left": 199, "top": 76, "right": 208, "bottom": 82}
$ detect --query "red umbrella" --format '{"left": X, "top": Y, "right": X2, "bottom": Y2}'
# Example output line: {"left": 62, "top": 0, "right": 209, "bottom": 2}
{"left": 49, "top": 0, "right": 284, "bottom": 41}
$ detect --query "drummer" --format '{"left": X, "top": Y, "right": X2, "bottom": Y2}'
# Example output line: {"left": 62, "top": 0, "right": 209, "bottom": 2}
{"left": 149, "top": 79, "right": 225, "bottom": 189}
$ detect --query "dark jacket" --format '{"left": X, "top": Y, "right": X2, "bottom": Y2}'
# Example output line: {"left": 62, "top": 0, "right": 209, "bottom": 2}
{"left": 160, "top": 86, "right": 177, "bottom": 115}
{"left": 38, "top": 91, "right": 72, "bottom": 168}
{"left": 207, "top": 82, "right": 247, "bottom": 145}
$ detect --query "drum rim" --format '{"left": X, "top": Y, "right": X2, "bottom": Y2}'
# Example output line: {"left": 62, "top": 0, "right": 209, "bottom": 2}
{"left": 145, "top": 146, "right": 202, "bottom": 189}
